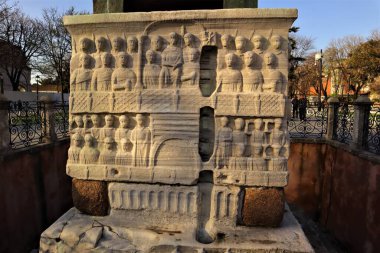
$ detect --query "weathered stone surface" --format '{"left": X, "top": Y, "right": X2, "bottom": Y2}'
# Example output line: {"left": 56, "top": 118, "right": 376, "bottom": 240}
{"left": 93, "top": 0, "right": 124, "bottom": 14}
{"left": 242, "top": 187, "right": 285, "bottom": 227}
{"left": 72, "top": 178, "right": 109, "bottom": 216}
{"left": 224, "top": 0, "right": 258, "bottom": 8}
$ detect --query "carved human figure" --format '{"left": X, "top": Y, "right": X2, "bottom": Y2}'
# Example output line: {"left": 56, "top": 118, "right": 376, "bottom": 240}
{"left": 159, "top": 32, "right": 183, "bottom": 88}
{"left": 115, "top": 115, "right": 130, "bottom": 142}
{"left": 200, "top": 30, "right": 216, "bottom": 46}
{"left": 112, "top": 52, "right": 137, "bottom": 91}
{"left": 214, "top": 53, "right": 243, "bottom": 93}
{"left": 127, "top": 36, "right": 138, "bottom": 68}
{"left": 247, "top": 118, "right": 266, "bottom": 171}
{"left": 90, "top": 114, "right": 102, "bottom": 144}
{"left": 68, "top": 133, "right": 83, "bottom": 163}
{"left": 99, "top": 137, "right": 116, "bottom": 164}
{"left": 130, "top": 114, "right": 151, "bottom": 167}
{"left": 235, "top": 36, "right": 247, "bottom": 57}
{"left": 242, "top": 51, "right": 264, "bottom": 92}
{"left": 183, "top": 33, "right": 196, "bottom": 63}
{"left": 217, "top": 34, "right": 232, "bottom": 70}
{"left": 93, "top": 36, "right": 108, "bottom": 68}
{"left": 252, "top": 35, "right": 265, "bottom": 55}
{"left": 71, "top": 115, "right": 86, "bottom": 136}
{"left": 228, "top": 143, "right": 247, "bottom": 170}
{"left": 70, "top": 54, "right": 93, "bottom": 91}
{"left": 215, "top": 116, "right": 233, "bottom": 169}
{"left": 112, "top": 37, "right": 125, "bottom": 67}
{"left": 99, "top": 115, "right": 115, "bottom": 146}
{"left": 143, "top": 50, "right": 161, "bottom": 89}
{"left": 181, "top": 48, "right": 200, "bottom": 87}
{"left": 271, "top": 118, "right": 286, "bottom": 157}
{"left": 150, "top": 35, "right": 163, "bottom": 65}
{"left": 91, "top": 53, "right": 114, "bottom": 91}
{"left": 70, "top": 37, "right": 93, "bottom": 72}
{"left": 115, "top": 138, "right": 132, "bottom": 166}
{"left": 263, "top": 53, "right": 284, "bottom": 93}
{"left": 79, "top": 134, "right": 100, "bottom": 164}
{"left": 232, "top": 118, "right": 247, "bottom": 156}
{"left": 270, "top": 35, "right": 284, "bottom": 55}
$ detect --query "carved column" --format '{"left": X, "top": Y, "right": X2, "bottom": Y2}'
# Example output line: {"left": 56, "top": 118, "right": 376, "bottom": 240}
{"left": 326, "top": 97, "right": 340, "bottom": 140}
{"left": 352, "top": 95, "right": 372, "bottom": 149}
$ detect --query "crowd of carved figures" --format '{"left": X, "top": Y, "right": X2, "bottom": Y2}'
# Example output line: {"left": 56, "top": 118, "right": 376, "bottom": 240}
{"left": 214, "top": 116, "right": 287, "bottom": 172}
{"left": 68, "top": 114, "right": 151, "bottom": 167}
{"left": 70, "top": 31, "right": 287, "bottom": 94}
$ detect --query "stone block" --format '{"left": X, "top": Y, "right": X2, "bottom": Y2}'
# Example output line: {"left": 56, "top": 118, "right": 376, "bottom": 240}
{"left": 241, "top": 187, "right": 285, "bottom": 227}
{"left": 72, "top": 178, "right": 109, "bottom": 216}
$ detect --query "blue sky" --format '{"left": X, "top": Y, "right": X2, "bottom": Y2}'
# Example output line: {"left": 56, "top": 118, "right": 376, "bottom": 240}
{"left": 12, "top": 0, "right": 380, "bottom": 50}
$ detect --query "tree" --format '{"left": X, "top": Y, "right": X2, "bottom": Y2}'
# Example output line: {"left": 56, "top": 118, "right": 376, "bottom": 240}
{"left": 0, "top": 7, "right": 45, "bottom": 91}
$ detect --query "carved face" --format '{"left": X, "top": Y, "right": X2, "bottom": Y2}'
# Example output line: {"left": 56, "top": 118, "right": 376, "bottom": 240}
{"left": 184, "top": 33, "right": 194, "bottom": 47}
{"left": 102, "top": 54, "right": 112, "bottom": 68}
{"left": 80, "top": 38, "right": 92, "bottom": 53}
{"left": 151, "top": 36, "right": 162, "bottom": 51}
{"left": 254, "top": 119, "right": 262, "bottom": 130}
{"left": 105, "top": 140, "right": 113, "bottom": 150}
{"left": 225, "top": 54, "right": 236, "bottom": 68}
{"left": 253, "top": 36, "right": 263, "bottom": 50}
{"left": 169, "top": 32, "right": 178, "bottom": 46}
{"left": 119, "top": 53, "right": 128, "bottom": 67}
{"left": 105, "top": 115, "right": 114, "bottom": 127}
{"left": 221, "top": 35, "right": 230, "bottom": 48}
{"left": 146, "top": 50, "right": 155, "bottom": 64}
{"left": 244, "top": 52, "right": 255, "bottom": 67}
{"left": 73, "top": 135, "right": 82, "bottom": 147}
{"left": 119, "top": 116, "right": 128, "bottom": 128}
{"left": 96, "top": 37, "right": 107, "bottom": 52}
{"left": 272, "top": 36, "right": 282, "bottom": 50}
{"left": 112, "top": 37, "right": 124, "bottom": 51}
{"left": 265, "top": 53, "right": 275, "bottom": 66}
{"left": 274, "top": 119, "right": 282, "bottom": 130}
{"left": 221, "top": 117, "right": 229, "bottom": 127}
{"left": 253, "top": 145, "right": 262, "bottom": 157}
{"left": 91, "top": 115, "right": 100, "bottom": 127}
{"left": 189, "top": 49, "right": 200, "bottom": 62}
{"left": 127, "top": 37, "right": 138, "bottom": 51}
{"left": 74, "top": 116, "right": 84, "bottom": 128}
{"left": 235, "top": 36, "right": 246, "bottom": 51}
{"left": 235, "top": 118, "right": 244, "bottom": 130}
{"left": 84, "top": 134, "right": 93, "bottom": 147}
{"left": 80, "top": 55, "right": 92, "bottom": 69}
{"left": 136, "top": 114, "right": 144, "bottom": 127}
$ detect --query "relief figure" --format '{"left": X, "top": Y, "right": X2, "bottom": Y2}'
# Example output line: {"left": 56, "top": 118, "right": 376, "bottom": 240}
{"left": 70, "top": 37, "right": 93, "bottom": 73}
{"left": 263, "top": 53, "right": 284, "bottom": 93}
{"left": 115, "top": 115, "right": 130, "bottom": 142}
{"left": 68, "top": 133, "right": 83, "bottom": 163}
{"left": 214, "top": 53, "right": 243, "bottom": 93}
{"left": 217, "top": 34, "right": 232, "bottom": 70}
{"left": 79, "top": 134, "right": 100, "bottom": 164}
{"left": 93, "top": 36, "right": 108, "bottom": 68}
{"left": 130, "top": 114, "right": 151, "bottom": 167}
{"left": 228, "top": 143, "right": 247, "bottom": 170}
{"left": 215, "top": 116, "right": 233, "bottom": 169}
{"left": 181, "top": 48, "right": 200, "bottom": 87}
{"left": 112, "top": 52, "right": 136, "bottom": 91}
{"left": 70, "top": 54, "right": 93, "bottom": 92}
{"left": 91, "top": 53, "right": 113, "bottom": 91}
{"left": 115, "top": 138, "right": 132, "bottom": 166}
{"left": 99, "top": 137, "right": 116, "bottom": 164}
{"left": 242, "top": 51, "right": 264, "bottom": 92}
{"left": 143, "top": 50, "right": 161, "bottom": 89}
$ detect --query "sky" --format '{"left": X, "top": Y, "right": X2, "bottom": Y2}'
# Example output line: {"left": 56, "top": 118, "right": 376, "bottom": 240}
{"left": 11, "top": 0, "right": 380, "bottom": 50}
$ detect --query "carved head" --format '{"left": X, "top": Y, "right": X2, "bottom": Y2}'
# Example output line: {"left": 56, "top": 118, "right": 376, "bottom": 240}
{"left": 236, "top": 144, "right": 245, "bottom": 157}
{"left": 74, "top": 115, "right": 84, "bottom": 128}
{"left": 79, "top": 54, "right": 92, "bottom": 69}
{"left": 104, "top": 137, "right": 114, "bottom": 150}
{"left": 104, "top": 115, "right": 114, "bottom": 127}
{"left": 221, "top": 34, "right": 231, "bottom": 49}
{"left": 244, "top": 51, "right": 255, "bottom": 68}
{"left": 253, "top": 35, "right": 264, "bottom": 50}
{"left": 136, "top": 114, "right": 144, "bottom": 127}
{"left": 118, "top": 52, "right": 129, "bottom": 68}
{"left": 79, "top": 38, "right": 92, "bottom": 53}
{"left": 183, "top": 33, "right": 195, "bottom": 47}
{"left": 84, "top": 134, "right": 94, "bottom": 147}
{"left": 189, "top": 48, "right": 200, "bottom": 63}
{"left": 235, "top": 36, "right": 246, "bottom": 52}
{"left": 225, "top": 53, "right": 237, "bottom": 68}
{"left": 112, "top": 37, "right": 124, "bottom": 51}
{"left": 235, "top": 118, "right": 245, "bottom": 130}
{"left": 264, "top": 52, "right": 276, "bottom": 66}
{"left": 120, "top": 138, "right": 129, "bottom": 152}
{"left": 252, "top": 145, "right": 263, "bottom": 157}
{"left": 72, "top": 133, "right": 83, "bottom": 147}
{"left": 127, "top": 36, "right": 138, "bottom": 52}
{"left": 151, "top": 35, "right": 163, "bottom": 51}
{"left": 169, "top": 32, "right": 179, "bottom": 46}
{"left": 220, "top": 116, "right": 229, "bottom": 127}
{"left": 91, "top": 114, "right": 101, "bottom": 127}
{"left": 101, "top": 53, "right": 112, "bottom": 68}
{"left": 96, "top": 36, "right": 108, "bottom": 52}
{"left": 271, "top": 35, "right": 282, "bottom": 50}
{"left": 119, "top": 115, "right": 129, "bottom": 129}
{"left": 145, "top": 50, "right": 155, "bottom": 64}
{"left": 253, "top": 118, "right": 262, "bottom": 130}
{"left": 274, "top": 118, "right": 282, "bottom": 130}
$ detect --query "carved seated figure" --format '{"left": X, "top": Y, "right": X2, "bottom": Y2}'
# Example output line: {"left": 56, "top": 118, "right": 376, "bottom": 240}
{"left": 143, "top": 50, "right": 161, "bottom": 89}
{"left": 112, "top": 52, "right": 136, "bottom": 92}
{"left": 181, "top": 48, "right": 200, "bottom": 87}
{"left": 99, "top": 137, "right": 116, "bottom": 164}
{"left": 115, "top": 115, "right": 130, "bottom": 142}
{"left": 263, "top": 53, "right": 284, "bottom": 93}
{"left": 130, "top": 114, "right": 151, "bottom": 167}
{"left": 159, "top": 32, "right": 183, "bottom": 88}
{"left": 115, "top": 138, "right": 132, "bottom": 166}
{"left": 70, "top": 54, "right": 93, "bottom": 92}
{"left": 68, "top": 133, "right": 83, "bottom": 163}
{"left": 214, "top": 53, "right": 243, "bottom": 93}
{"left": 270, "top": 118, "right": 286, "bottom": 157}
{"left": 228, "top": 144, "right": 247, "bottom": 170}
{"left": 215, "top": 116, "right": 233, "bottom": 169}
{"left": 242, "top": 51, "right": 264, "bottom": 92}
{"left": 79, "top": 134, "right": 100, "bottom": 164}
{"left": 90, "top": 114, "right": 101, "bottom": 146}
{"left": 100, "top": 115, "right": 116, "bottom": 147}
{"left": 91, "top": 53, "right": 114, "bottom": 91}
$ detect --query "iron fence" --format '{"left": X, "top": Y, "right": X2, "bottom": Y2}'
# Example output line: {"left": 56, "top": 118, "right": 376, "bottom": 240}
{"left": 52, "top": 101, "right": 70, "bottom": 139}
{"left": 288, "top": 105, "right": 327, "bottom": 139}
{"left": 334, "top": 103, "right": 355, "bottom": 144}
{"left": 365, "top": 104, "right": 380, "bottom": 154}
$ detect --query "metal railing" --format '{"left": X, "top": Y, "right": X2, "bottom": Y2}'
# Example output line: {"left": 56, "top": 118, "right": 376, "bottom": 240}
{"left": 288, "top": 105, "right": 327, "bottom": 139}
{"left": 334, "top": 103, "right": 355, "bottom": 144}
{"left": 366, "top": 104, "right": 380, "bottom": 154}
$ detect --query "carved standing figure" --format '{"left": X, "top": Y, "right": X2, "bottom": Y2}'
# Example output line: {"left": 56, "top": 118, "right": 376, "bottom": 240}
{"left": 263, "top": 53, "right": 284, "bottom": 93}
{"left": 242, "top": 51, "right": 264, "bottom": 92}
{"left": 150, "top": 35, "right": 163, "bottom": 65}
{"left": 79, "top": 134, "right": 100, "bottom": 164}
{"left": 126, "top": 36, "right": 138, "bottom": 69}
{"left": 93, "top": 36, "right": 108, "bottom": 68}
{"left": 270, "top": 118, "right": 286, "bottom": 157}
{"left": 130, "top": 114, "right": 151, "bottom": 167}
{"left": 90, "top": 114, "right": 101, "bottom": 145}
{"left": 91, "top": 53, "right": 114, "bottom": 91}
{"left": 112, "top": 37, "right": 125, "bottom": 67}
{"left": 143, "top": 50, "right": 161, "bottom": 89}
{"left": 215, "top": 116, "right": 233, "bottom": 169}
{"left": 183, "top": 33, "right": 196, "bottom": 63}
{"left": 200, "top": 30, "right": 216, "bottom": 46}
{"left": 70, "top": 37, "right": 93, "bottom": 73}
{"left": 71, "top": 115, "right": 86, "bottom": 136}
{"left": 218, "top": 34, "right": 232, "bottom": 70}
{"left": 99, "top": 137, "right": 116, "bottom": 164}
{"left": 70, "top": 54, "right": 93, "bottom": 92}
{"left": 232, "top": 118, "right": 247, "bottom": 156}
{"left": 112, "top": 52, "right": 136, "bottom": 91}
{"left": 228, "top": 143, "right": 247, "bottom": 170}
{"left": 99, "top": 115, "right": 115, "bottom": 146}
{"left": 115, "top": 138, "right": 132, "bottom": 166}
{"left": 247, "top": 118, "right": 266, "bottom": 171}
{"left": 115, "top": 115, "right": 130, "bottom": 142}
{"left": 68, "top": 133, "right": 83, "bottom": 163}
{"left": 159, "top": 32, "right": 183, "bottom": 88}
{"left": 181, "top": 48, "right": 200, "bottom": 87}
{"left": 214, "top": 53, "right": 243, "bottom": 93}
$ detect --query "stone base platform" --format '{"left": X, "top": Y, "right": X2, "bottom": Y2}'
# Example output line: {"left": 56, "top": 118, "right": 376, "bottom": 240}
{"left": 39, "top": 205, "right": 314, "bottom": 253}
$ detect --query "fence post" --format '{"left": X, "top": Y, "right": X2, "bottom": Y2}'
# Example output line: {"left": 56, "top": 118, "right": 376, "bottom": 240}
{"left": 41, "top": 96, "right": 57, "bottom": 143}
{"left": 0, "top": 94, "right": 10, "bottom": 154}
{"left": 351, "top": 95, "right": 372, "bottom": 149}
{"left": 326, "top": 97, "right": 340, "bottom": 140}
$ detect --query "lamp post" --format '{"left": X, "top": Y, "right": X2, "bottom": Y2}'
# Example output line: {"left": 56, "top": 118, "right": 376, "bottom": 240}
{"left": 315, "top": 50, "right": 323, "bottom": 111}
{"left": 0, "top": 72, "right": 4, "bottom": 94}
{"left": 36, "top": 75, "right": 40, "bottom": 101}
